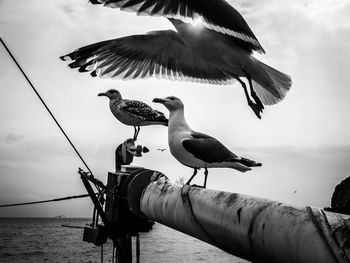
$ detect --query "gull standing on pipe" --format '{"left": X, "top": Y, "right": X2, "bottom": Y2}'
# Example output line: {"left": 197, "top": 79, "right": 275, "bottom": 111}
{"left": 153, "top": 96, "right": 261, "bottom": 188}
{"left": 60, "top": 0, "right": 292, "bottom": 119}
{"left": 98, "top": 89, "right": 168, "bottom": 141}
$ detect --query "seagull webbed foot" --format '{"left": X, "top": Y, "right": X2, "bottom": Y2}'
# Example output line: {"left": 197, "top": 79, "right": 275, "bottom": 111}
{"left": 250, "top": 89, "right": 264, "bottom": 111}
{"left": 248, "top": 101, "right": 263, "bottom": 119}
{"left": 244, "top": 69, "right": 265, "bottom": 112}
{"left": 237, "top": 77, "right": 262, "bottom": 119}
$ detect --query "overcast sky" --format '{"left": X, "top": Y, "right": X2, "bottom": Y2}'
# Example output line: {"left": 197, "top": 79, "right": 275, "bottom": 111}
{"left": 0, "top": 0, "right": 350, "bottom": 217}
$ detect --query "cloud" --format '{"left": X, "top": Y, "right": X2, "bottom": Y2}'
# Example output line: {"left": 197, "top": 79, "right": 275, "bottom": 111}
{"left": 0, "top": 136, "right": 75, "bottom": 168}
{"left": 59, "top": 4, "right": 74, "bottom": 15}
{"left": 232, "top": 0, "right": 350, "bottom": 29}
{"left": 5, "top": 133, "right": 25, "bottom": 144}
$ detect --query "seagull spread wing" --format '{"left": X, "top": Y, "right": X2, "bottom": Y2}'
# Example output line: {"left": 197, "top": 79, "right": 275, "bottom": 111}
{"left": 182, "top": 131, "right": 239, "bottom": 163}
{"left": 122, "top": 100, "right": 166, "bottom": 121}
{"left": 89, "top": 0, "right": 264, "bottom": 53}
{"left": 60, "top": 30, "right": 234, "bottom": 84}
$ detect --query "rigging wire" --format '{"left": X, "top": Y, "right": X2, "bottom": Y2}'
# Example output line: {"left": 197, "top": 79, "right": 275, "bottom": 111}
{"left": 0, "top": 193, "right": 96, "bottom": 208}
{"left": 1, "top": 39, "right": 109, "bottom": 263}
{"left": 0, "top": 37, "right": 94, "bottom": 176}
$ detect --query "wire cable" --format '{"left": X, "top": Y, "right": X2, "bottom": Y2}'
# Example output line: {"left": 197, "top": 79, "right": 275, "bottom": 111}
{"left": 0, "top": 37, "right": 94, "bottom": 176}
{"left": 0, "top": 193, "right": 95, "bottom": 208}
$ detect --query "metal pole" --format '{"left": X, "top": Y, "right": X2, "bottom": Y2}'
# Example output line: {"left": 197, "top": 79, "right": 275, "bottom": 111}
{"left": 136, "top": 234, "right": 140, "bottom": 263}
{"left": 80, "top": 172, "right": 106, "bottom": 224}
{"left": 115, "top": 235, "right": 132, "bottom": 263}
{"left": 128, "top": 176, "right": 350, "bottom": 263}
{"left": 113, "top": 143, "right": 134, "bottom": 263}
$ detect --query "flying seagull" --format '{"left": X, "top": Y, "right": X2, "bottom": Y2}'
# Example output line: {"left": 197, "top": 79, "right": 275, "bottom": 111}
{"left": 98, "top": 89, "right": 168, "bottom": 141}
{"left": 60, "top": 0, "right": 292, "bottom": 119}
{"left": 153, "top": 96, "right": 261, "bottom": 188}
{"left": 157, "top": 148, "right": 167, "bottom": 152}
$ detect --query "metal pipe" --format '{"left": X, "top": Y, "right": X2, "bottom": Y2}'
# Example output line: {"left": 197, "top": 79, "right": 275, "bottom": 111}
{"left": 129, "top": 176, "right": 350, "bottom": 263}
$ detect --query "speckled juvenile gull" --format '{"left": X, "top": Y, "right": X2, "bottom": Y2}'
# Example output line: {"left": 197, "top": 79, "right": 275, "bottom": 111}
{"left": 98, "top": 89, "right": 168, "bottom": 141}
{"left": 153, "top": 96, "right": 261, "bottom": 188}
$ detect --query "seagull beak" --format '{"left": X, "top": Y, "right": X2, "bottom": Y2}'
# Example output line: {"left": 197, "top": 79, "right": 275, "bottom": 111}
{"left": 98, "top": 93, "right": 106, "bottom": 97}
{"left": 153, "top": 98, "right": 167, "bottom": 104}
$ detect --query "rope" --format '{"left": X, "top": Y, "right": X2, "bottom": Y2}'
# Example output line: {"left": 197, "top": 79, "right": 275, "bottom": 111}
{"left": 181, "top": 186, "right": 221, "bottom": 249}
{"left": 306, "top": 206, "right": 342, "bottom": 263}
{"left": 0, "top": 37, "right": 94, "bottom": 176}
{"left": 320, "top": 210, "right": 350, "bottom": 263}
{"left": 335, "top": 213, "right": 350, "bottom": 250}
{"left": 0, "top": 193, "right": 95, "bottom": 208}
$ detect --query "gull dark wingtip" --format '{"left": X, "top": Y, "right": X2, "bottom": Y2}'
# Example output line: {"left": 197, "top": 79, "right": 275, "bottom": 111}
{"left": 89, "top": 0, "right": 102, "bottom": 4}
{"left": 59, "top": 55, "right": 71, "bottom": 61}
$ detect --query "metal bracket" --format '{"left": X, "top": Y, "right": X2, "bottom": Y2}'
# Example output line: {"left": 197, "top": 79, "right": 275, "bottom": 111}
{"left": 79, "top": 168, "right": 106, "bottom": 224}
{"left": 115, "top": 139, "right": 149, "bottom": 171}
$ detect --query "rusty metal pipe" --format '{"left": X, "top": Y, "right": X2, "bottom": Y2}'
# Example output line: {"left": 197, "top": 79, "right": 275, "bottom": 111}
{"left": 128, "top": 175, "right": 350, "bottom": 263}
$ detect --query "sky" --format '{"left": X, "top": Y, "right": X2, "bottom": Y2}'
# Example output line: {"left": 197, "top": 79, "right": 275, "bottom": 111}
{"left": 0, "top": 0, "right": 350, "bottom": 217}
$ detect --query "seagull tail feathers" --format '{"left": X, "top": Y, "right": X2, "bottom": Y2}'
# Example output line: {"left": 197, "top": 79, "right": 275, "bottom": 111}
{"left": 226, "top": 157, "right": 261, "bottom": 172}
{"left": 251, "top": 60, "right": 292, "bottom": 106}
{"left": 236, "top": 157, "right": 262, "bottom": 167}
{"left": 154, "top": 111, "right": 168, "bottom": 126}
{"left": 159, "top": 119, "right": 169, "bottom": 126}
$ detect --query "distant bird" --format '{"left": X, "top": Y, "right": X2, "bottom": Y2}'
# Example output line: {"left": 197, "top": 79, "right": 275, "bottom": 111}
{"left": 157, "top": 148, "right": 167, "bottom": 152}
{"left": 98, "top": 89, "right": 168, "bottom": 141}
{"left": 60, "top": 0, "right": 292, "bottom": 119}
{"left": 153, "top": 96, "right": 261, "bottom": 188}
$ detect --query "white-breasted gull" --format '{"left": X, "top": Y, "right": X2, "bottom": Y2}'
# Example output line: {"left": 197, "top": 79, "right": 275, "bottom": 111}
{"left": 98, "top": 89, "right": 168, "bottom": 141}
{"left": 153, "top": 96, "right": 261, "bottom": 188}
{"left": 60, "top": 0, "right": 292, "bottom": 119}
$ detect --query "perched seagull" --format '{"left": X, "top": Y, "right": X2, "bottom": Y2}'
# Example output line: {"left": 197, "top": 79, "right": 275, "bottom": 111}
{"left": 98, "top": 89, "right": 168, "bottom": 141}
{"left": 60, "top": 0, "right": 292, "bottom": 119}
{"left": 153, "top": 96, "right": 261, "bottom": 188}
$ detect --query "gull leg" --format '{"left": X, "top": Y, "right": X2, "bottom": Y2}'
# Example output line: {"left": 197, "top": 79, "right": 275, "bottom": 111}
{"left": 236, "top": 77, "right": 263, "bottom": 119}
{"left": 133, "top": 126, "right": 137, "bottom": 141}
{"left": 243, "top": 69, "right": 264, "bottom": 111}
{"left": 136, "top": 126, "right": 140, "bottom": 140}
{"left": 186, "top": 168, "right": 198, "bottom": 185}
{"left": 133, "top": 126, "right": 140, "bottom": 141}
{"left": 203, "top": 168, "right": 208, "bottom": 188}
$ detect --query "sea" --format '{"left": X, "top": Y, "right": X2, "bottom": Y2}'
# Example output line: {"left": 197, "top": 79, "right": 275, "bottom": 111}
{"left": 0, "top": 218, "right": 249, "bottom": 263}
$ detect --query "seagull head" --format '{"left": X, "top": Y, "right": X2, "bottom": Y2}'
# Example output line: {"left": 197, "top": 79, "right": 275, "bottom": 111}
{"left": 153, "top": 96, "right": 184, "bottom": 111}
{"left": 98, "top": 89, "right": 122, "bottom": 100}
